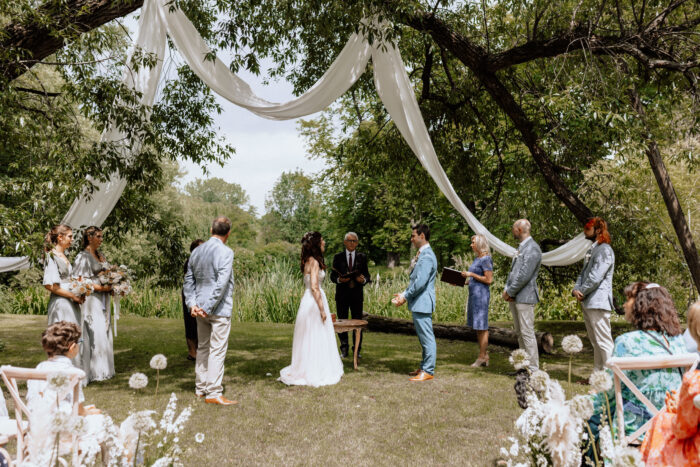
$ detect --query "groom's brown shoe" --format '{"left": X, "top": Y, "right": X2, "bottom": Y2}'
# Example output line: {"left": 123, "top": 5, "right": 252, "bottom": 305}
{"left": 409, "top": 371, "right": 434, "bottom": 382}
{"left": 205, "top": 396, "right": 238, "bottom": 406}
{"left": 408, "top": 369, "right": 421, "bottom": 376}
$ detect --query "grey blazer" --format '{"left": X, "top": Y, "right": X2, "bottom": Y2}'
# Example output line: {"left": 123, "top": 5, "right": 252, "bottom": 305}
{"left": 505, "top": 237, "right": 542, "bottom": 304}
{"left": 574, "top": 242, "right": 614, "bottom": 311}
{"left": 184, "top": 237, "right": 235, "bottom": 318}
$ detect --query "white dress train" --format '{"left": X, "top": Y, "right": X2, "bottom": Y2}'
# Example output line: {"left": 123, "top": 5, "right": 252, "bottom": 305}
{"left": 279, "top": 270, "right": 343, "bottom": 387}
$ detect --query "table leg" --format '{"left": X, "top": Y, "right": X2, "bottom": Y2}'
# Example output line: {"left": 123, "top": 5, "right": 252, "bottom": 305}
{"left": 353, "top": 329, "right": 361, "bottom": 370}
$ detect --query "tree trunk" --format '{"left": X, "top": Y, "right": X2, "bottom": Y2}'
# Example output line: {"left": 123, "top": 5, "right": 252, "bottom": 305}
{"left": 403, "top": 12, "right": 594, "bottom": 224}
{"left": 629, "top": 88, "right": 700, "bottom": 295}
{"left": 386, "top": 251, "right": 400, "bottom": 268}
{"left": 363, "top": 313, "right": 555, "bottom": 354}
{"left": 0, "top": 0, "right": 144, "bottom": 86}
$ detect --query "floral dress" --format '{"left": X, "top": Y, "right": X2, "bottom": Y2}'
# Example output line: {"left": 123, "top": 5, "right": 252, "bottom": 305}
{"left": 641, "top": 370, "right": 700, "bottom": 466}
{"left": 466, "top": 255, "right": 493, "bottom": 330}
{"left": 591, "top": 330, "right": 688, "bottom": 438}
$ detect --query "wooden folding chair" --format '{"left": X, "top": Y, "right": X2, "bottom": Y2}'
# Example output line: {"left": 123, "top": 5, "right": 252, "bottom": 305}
{"left": 0, "top": 365, "right": 84, "bottom": 465}
{"left": 606, "top": 353, "right": 699, "bottom": 445}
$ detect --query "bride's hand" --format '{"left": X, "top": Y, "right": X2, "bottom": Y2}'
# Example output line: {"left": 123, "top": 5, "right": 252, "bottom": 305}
{"left": 320, "top": 311, "right": 327, "bottom": 322}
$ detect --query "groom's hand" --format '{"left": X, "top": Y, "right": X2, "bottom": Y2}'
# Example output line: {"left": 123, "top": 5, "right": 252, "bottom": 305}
{"left": 392, "top": 293, "right": 406, "bottom": 306}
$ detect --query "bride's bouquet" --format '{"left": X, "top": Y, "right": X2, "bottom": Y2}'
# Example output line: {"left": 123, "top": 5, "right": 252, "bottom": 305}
{"left": 98, "top": 263, "right": 134, "bottom": 337}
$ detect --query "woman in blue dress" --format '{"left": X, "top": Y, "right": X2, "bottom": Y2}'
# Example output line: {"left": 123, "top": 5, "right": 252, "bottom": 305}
{"left": 461, "top": 234, "right": 493, "bottom": 367}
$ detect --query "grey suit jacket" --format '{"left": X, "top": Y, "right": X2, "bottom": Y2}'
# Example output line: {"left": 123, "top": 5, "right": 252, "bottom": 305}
{"left": 505, "top": 237, "right": 542, "bottom": 304}
{"left": 574, "top": 242, "right": 614, "bottom": 311}
{"left": 183, "top": 237, "right": 235, "bottom": 318}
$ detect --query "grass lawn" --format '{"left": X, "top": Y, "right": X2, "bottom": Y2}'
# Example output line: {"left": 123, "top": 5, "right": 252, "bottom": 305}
{"left": 0, "top": 314, "right": 632, "bottom": 466}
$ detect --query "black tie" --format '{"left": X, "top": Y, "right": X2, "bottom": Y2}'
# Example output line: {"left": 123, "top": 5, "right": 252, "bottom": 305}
{"left": 348, "top": 253, "right": 353, "bottom": 271}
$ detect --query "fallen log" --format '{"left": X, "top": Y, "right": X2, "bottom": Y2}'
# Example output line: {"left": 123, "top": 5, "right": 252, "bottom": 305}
{"left": 363, "top": 313, "right": 554, "bottom": 354}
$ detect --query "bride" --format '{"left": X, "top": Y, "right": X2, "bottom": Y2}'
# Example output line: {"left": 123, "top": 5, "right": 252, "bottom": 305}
{"left": 279, "top": 231, "right": 343, "bottom": 387}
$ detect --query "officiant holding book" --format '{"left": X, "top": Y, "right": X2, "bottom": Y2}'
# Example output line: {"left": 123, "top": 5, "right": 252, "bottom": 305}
{"left": 461, "top": 234, "right": 493, "bottom": 368}
{"left": 330, "top": 232, "right": 371, "bottom": 358}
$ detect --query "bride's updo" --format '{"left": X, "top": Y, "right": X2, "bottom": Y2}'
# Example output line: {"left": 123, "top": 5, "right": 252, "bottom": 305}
{"left": 300, "top": 231, "right": 327, "bottom": 273}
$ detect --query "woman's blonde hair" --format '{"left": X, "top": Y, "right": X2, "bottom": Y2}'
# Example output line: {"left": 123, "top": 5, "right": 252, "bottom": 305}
{"left": 687, "top": 300, "right": 700, "bottom": 345}
{"left": 472, "top": 234, "right": 490, "bottom": 256}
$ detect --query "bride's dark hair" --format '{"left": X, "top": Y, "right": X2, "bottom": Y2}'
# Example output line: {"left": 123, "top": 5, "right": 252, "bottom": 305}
{"left": 300, "top": 231, "right": 326, "bottom": 273}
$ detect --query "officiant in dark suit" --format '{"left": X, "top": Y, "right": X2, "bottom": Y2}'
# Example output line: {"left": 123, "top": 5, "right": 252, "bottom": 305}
{"left": 330, "top": 232, "right": 371, "bottom": 358}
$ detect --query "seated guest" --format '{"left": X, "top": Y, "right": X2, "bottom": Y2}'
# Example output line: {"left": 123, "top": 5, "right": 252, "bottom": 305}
{"left": 683, "top": 327, "right": 699, "bottom": 356}
{"left": 587, "top": 282, "right": 687, "bottom": 445}
{"left": 641, "top": 300, "right": 700, "bottom": 466}
{"left": 26, "top": 322, "right": 116, "bottom": 463}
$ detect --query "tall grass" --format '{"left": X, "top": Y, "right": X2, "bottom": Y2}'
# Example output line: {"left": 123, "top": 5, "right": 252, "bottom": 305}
{"left": 0, "top": 259, "right": 586, "bottom": 323}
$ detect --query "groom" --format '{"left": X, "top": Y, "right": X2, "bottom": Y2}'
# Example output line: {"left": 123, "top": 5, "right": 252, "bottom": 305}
{"left": 184, "top": 216, "right": 237, "bottom": 406}
{"left": 393, "top": 224, "right": 438, "bottom": 382}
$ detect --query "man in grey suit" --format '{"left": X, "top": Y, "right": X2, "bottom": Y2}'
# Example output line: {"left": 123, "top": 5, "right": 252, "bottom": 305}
{"left": 184, "top": 216, "right": 237, "bottom": 406}
{"left": 503, "top": 219, "right": 541, "bottom": 371}
{"left": 573, "top": 217, "right": 615, "bottom": 371}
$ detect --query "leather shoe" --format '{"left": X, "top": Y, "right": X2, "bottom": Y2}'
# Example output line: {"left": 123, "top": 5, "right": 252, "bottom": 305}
{"left": 340, "top": 349, "right": 349, "bottom": 358}
{"left": 408, "top": 369, "right": 421, "bottom": 376}
{"left": 195, "top": 393, "right": 205, "bottom": 398}
{"left": 205, "top": 396, "right": 238, "bottom": 406}
{"left": 409, "top": 371, "right": 434, "bottom": 382}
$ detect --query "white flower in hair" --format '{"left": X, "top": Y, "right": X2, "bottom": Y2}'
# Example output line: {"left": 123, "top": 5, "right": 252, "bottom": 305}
{"left": 150, "top": 354, "right": 168, "bottom": 370}
{"left": 589, "top": 370, "right": 613, "bottom": 393}
{"left": 509, "top": 349, "right": 530, "bottom": 370}
{"left": 561, "top": 335, "right": 583, "bottom": 354}
{"left": 129, "top": 372, "right": 148, "bottom": 389}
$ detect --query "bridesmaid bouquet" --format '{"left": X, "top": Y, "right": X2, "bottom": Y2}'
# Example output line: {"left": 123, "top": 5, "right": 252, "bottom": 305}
{"left": 67, "top": 277, "right": 95, "bottom": 298}
{"left": 98, "top": 264, "right": 134, "bottom": 337}
{"left": 97, "top": 264, "right": 134, "bottom": 296}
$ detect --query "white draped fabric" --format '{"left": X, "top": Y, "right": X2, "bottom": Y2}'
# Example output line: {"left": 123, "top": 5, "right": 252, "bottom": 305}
{"left": 0, "top": 0, "right": 589, "bottom": 271}
{"left": 0, "top": 257, "right": 30, "bottom": 273}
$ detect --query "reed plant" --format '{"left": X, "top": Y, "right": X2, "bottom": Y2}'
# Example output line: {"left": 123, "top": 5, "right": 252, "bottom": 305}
{"left": 0, "top": 258, "right": 585, "bottom": 323}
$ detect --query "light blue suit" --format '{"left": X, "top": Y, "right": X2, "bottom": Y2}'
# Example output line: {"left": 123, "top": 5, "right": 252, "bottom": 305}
{"left": 183, "top": 236, "right": 234, "bottom": 398}
{"left": 574, "top": 241, "right": 615, "bottom": 370}
{"left": 574, "top": 242, "right": 615, "bottom": 311}
{"left": 184, "top": 237, "right": 234, "bottom": 317}
{"left": 403, "top": 245, "right": 438, "bottom": 375}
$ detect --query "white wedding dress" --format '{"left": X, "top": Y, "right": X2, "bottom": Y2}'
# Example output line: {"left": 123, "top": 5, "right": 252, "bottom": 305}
{"left": 279, "top": 270, "right": 344, "bottom": 387}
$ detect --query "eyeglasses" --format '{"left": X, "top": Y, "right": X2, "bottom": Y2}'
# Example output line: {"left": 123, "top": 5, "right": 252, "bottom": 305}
{"left": 345, "top": 239, "right": 358, "bottom": 243}
{"left": 77, "top": 338, "right": 84, "bottom": 344}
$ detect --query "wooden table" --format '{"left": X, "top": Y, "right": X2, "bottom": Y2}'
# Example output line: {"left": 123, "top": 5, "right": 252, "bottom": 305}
{"left": 333, "top": 319, "right": 368, "bottom": 370}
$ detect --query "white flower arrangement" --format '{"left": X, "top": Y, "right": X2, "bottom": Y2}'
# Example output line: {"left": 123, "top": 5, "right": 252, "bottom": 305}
{"left": 129, "top": 372, "right": 149, "bottom": 390}
{"left": 509, "top": 349, "right": 530, "bottom": 371}
{"left": 46, "top": 371, "right": 73, "bottom": 397}
{"left": 529, "top": 370, "right": 550, "bottom": 393}
{"left": 561, "top": 335, "right": 583, "bottom": 354}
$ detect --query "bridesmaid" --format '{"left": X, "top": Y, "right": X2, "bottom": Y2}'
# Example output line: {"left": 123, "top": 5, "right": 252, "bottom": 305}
{"left": 43, "top": 224, "right": 83, "bottom": 325}
{"left": 73, "top": 226, "right": 115, "bottom": 382}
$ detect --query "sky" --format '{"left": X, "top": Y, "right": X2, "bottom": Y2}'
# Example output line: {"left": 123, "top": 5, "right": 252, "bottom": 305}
{"left": 124, "top": 13, "right": 329, "bottom": 215}
{"left": 175, "top": 70, "right": 329, "bottom": 214}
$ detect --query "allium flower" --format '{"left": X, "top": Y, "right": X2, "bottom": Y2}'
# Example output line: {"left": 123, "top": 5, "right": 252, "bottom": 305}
{"left": 151, "top": 457, "right": 172, "bottom": 467}
{"left": 46, "top": 372, "right": 73, "bottom": 395}
{"left": 529, "top": 370, "right": 550, "bottom": 393}
{"left": 195, "top": 432, "right": 205, "bottom": 443}
{"left": 561, "top": 335, "right": 583, "bottom": 354}
{"left": 509, "top": 349, "right": 530, "bottom": 371}
{"left": 150, "top": 354, "right": 168, "bottom": 370}
{"left": 129, "top": 372, "right": 148, "bottom": 389}
{"left": 567, "top": 395, "right": 594, "bottom": 420}
{"left": 612, "top": 444, "right": 644, "bottom": 466}
{"left": 598, "top": 425, "right": 614, "bottom": 459}
{"left": 132, "top": 410, "right": 156, "bottom": 433}
{"left": 49, "top": 408, "right": 72, "bottom": 434}
{"left": 589, "top": 370, "right": 613, "bottom": 393}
